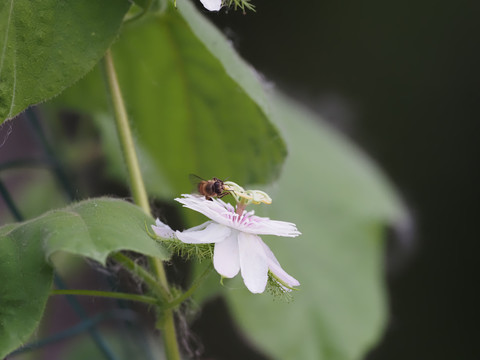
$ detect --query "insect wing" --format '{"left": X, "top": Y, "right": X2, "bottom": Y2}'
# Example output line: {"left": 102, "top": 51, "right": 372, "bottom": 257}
{"left": 188, "top": 174, "right": 206, "bottom": 185}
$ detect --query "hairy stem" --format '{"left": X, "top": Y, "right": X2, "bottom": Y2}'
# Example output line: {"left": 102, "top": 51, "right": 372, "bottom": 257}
{"left": 103, "top": 49, "right": 181, "bottom": 360}
{"left": 111, "top": 252, "right": 170, "bottom": 301}
{"left": 51, "top": 289, "right": 159, "bottom": 306}
{"left": 111, "top": 253, "right": 181, "bottom": 360}
{"left": 102, "top": 50, "right": 149, "bottom": 212}
{"left": 167, "top": 264, "right": 213, "bottom": 310}
{"left": 102, "top": 49, "right": 169, "bottom": 296}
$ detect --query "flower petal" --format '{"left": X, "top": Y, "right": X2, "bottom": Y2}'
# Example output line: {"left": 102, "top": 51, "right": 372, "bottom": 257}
{"left": 238, "top": 233, "right": 268, "bottom": 294}
{"left": 213, "top": 231, "right": 240, "bottom": 278}
{"left": 260, "top": 241, "right": 300, "bottom": 289}
{"left": 241, "top": 216, "right": 301, "bottom": 237}
{"left": 175, "top": 194, "right": 301, "bottom": 238}
{"left": 184, "top": 221, "right": 212, "bottom": 233}
{"left": 176, "top": 222, "right": 230, "bottom": 244}
{"left": 199, "top": 0, "right": 222, "bottom": 11}
{"left": 175, "top": 194, "right": 236, "bottom": 228}
{"left": 151, "top": 219, "right": 176, "bottom": 239}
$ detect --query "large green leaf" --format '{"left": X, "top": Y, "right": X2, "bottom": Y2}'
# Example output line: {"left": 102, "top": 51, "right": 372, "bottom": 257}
{"left": 221, "top": 95, "right": 406, "bottom": 360}
{"left": 112, "top": 11, "right": 286, "bottom": 192}
{"left": 173, "top": 3, "right": 407, "bottom": 359}
{"left": 49, "top": 6, "right": 287, "bottom": 197}
{"left": 0, "top": 198, "right": 169, "bottom": 358}
{"left": 0, "top": 0, "right": 131, "bottom": 123}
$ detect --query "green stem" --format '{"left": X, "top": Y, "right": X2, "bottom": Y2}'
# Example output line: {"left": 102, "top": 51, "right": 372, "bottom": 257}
{"left": 161, "top": 313, "right": 179, "bottom": 360}
{"left": 111, "top": 252, "right": 170, "bottom": 301}
{"left": 50, "top": 289, "right": 159, "bottom": 306}
{"left": 103, "top": 50, "right": 181, "bottom": 360}
{"left": 102, "top": 49, "right": 170, "bottom": 287}
{"left": 102, "top": 50, "right": 150, "bottom": 212}
{"left": 111, "top": 254, "right": 181, "bottom": 360}
{"left": 102, "top": 49, "right": 168, "bottom": 294}
{"left": 166, "top": 264, "right": 213, "bottom": 310}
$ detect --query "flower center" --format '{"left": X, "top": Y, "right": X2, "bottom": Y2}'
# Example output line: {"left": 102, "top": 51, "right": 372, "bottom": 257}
{"left": 235, "top": 202, "right": 246, "bottom": 215}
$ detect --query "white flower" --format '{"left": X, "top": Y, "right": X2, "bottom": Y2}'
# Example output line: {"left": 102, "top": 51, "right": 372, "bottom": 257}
{"left": 152, "top": 194, "right": 300, "bottom": 294}
{"left": 200, "top": 0, "right": 222, "bottom": 11}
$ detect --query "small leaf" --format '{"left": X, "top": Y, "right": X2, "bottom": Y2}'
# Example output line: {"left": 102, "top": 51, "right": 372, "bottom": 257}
{"left": 0, "top": 198, "right": 170, "bottom": 358}
{"left": 0, "top": 0, "right": 131, "bottom": 123}
{"left": 24, "top": 197, "right": 169, "bottom": 265}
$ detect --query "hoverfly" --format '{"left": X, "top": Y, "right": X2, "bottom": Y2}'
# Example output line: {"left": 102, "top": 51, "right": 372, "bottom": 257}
{"left": 189, "top": 175, "right": 230, "bottom": 201}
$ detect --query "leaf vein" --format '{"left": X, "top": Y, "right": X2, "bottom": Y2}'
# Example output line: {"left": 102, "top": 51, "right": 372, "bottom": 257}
{"left": 0, "top": 0, "right": 14, "bottom": 79}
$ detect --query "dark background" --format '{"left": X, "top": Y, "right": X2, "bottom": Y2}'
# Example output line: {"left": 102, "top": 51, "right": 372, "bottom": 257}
{"left": 204, "top": 1, "right": 480, "bottom": 359}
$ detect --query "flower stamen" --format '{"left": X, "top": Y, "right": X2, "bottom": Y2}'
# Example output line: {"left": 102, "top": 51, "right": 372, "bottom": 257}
{"left": 224, "top": 181, "right": 272, "bottom": 206}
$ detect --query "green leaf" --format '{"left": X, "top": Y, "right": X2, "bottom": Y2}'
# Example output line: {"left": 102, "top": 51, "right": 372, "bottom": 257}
{"left": 176, "top": 0, "right": 272, "bottom": 117}
{"left": 49, "top": 7, "right": 287, "bottom": 197}
{"left": 40, "top": 198, "right": 169, "bottom": 264}
{"left": 219, "top": 95, "right": 407, "bottom": 360}
{"left": 0, "top": 198, "right": 169, "bottom": 358}
{"left": 193, "top": 96, "right": 406, "bottom": 360}
{"left": 0, "top": 0, "right": 131, "bottom": 123}
{"left": 171, "top": 4, "right": 407, "bottom": 358}
{"left": 113, "top": 11, "right": 287, "bottom": 192}
{"left": 0, "top": 223, "right": 53, "bottom": 359}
